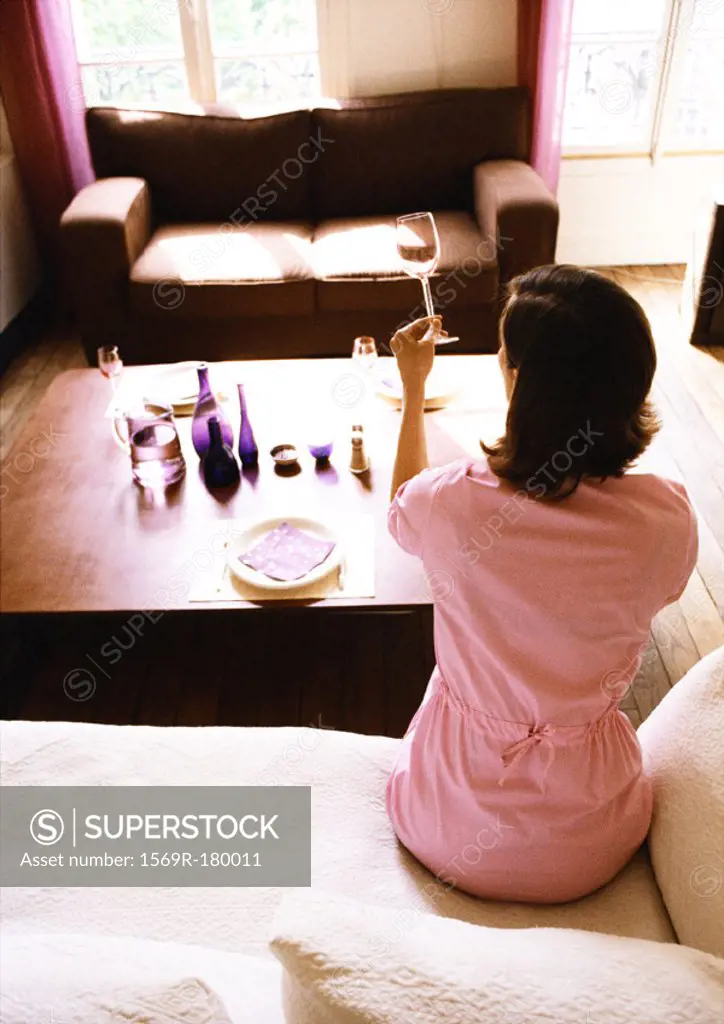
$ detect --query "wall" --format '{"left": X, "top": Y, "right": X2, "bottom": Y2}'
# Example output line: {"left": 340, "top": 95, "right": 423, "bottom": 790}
{"left": 0, "top": 93, "right": 42, "bottom": 332}
{"left": 319, "top": 1, "right": 719, "bottom": 267}
{"left": 318, "top": 0, "right": 518, "bottom": 98}
{"left": 557, "top": 154, "right": 724, "bottom": 266}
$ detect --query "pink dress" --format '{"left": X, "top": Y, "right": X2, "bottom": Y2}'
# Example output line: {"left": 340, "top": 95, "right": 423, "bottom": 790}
{"left": 387, "top": 458, "right": 697, "bottom": 903}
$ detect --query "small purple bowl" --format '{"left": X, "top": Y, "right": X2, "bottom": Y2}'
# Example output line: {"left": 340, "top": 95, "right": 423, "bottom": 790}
{"left": 308, "top": 441, "right": 334, "bottom": 461}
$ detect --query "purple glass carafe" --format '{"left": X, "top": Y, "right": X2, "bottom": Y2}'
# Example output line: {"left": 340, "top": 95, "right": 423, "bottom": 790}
{"left": 237, "top": 382, "right": 259, "bottom": 467}
{"left": 202, "top": 416, "right": 240, "bottom": 489}
{"left": 191, "top": 363, "right": 233, "bottom": 458}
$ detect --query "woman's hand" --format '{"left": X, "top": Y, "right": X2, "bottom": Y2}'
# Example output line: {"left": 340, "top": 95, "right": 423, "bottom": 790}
{"left": 390, "top": 316, "right": 442, "bottom": 392}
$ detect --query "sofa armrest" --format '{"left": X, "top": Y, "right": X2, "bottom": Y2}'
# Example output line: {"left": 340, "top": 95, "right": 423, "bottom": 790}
{"left": 61, "top": 176, "right": 151, "bottom": 275}
{"left": 637, "top": 646, "right": 724, "bottom": 959}
{"left": 61, "top": 177, "right": 152, "bottom": 357}
{"left": 473, "top": 160, "right": 559, "bottom": 286}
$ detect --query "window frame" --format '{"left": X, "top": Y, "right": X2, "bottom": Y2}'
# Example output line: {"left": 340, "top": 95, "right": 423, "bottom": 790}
{"left": 71, "top": 0, "right": 323, "bottom": 110}
{"left": 563, "top": 0, "right": 724, "bottom": 160}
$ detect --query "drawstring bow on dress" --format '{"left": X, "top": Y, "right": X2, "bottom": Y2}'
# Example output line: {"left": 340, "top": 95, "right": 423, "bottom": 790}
{"left": 498, "top": 724, "right": 557, "bottom": 787}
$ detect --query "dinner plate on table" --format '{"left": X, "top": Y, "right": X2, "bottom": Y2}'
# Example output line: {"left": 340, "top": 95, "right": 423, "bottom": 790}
{"left": 376, "top": 366, "right": 461, "bottom": 410}
{"left": 144, "top": 361, "right": 226, "bottom": 415}
{"left": 226, "top": 516, "right": 343, "bottom": 592}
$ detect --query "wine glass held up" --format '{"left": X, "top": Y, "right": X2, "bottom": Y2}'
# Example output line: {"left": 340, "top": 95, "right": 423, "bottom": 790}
{"left": 396, "top": 213, "right": 459, "bottom": 345}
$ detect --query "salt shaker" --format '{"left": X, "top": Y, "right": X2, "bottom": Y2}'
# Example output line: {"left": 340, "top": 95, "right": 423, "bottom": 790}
{"left": 349, "top": 424, "right": 369, "bottom": 474}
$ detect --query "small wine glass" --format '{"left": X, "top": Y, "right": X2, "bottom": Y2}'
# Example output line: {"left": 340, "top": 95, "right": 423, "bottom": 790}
{"left": 397, "top": 213, "right": 458, "bottom": 345}
{"left": 98, "top": 345, "right": 123, "bottom": 394}
{"left": 352, "top": 336, "right": 378, "bottom": 372}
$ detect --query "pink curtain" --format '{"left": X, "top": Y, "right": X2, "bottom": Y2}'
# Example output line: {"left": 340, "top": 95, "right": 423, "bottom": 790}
{"left": 518, "top": 0, "right": 574, "bottom": 195}
{"left": 0, "top": 0, "right": 93, "bottom": 275}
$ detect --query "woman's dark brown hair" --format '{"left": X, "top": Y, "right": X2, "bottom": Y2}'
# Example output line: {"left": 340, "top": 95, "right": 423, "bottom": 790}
{"left": 482, "top": 264, "right": 659, "bottom": 498}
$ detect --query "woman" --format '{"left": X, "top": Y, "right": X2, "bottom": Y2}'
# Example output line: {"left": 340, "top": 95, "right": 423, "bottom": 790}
{"left": 386, "top": 265, "right": 697, "bottom": 903}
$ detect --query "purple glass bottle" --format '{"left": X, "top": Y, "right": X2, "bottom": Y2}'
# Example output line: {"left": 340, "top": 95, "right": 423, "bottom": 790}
{"left": 202, "top": 416, "right": 240, "bottom": 489}
{"left": 237, "top": 382, "right": 259, "bottom": 467}
{"left": 191, "top": 363, "right": 233, "bottom": 458}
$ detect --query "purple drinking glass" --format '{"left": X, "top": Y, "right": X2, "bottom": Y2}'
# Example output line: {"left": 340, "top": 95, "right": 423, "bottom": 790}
{"left": 191, "top": 363, "right": 233, "bottom": 458}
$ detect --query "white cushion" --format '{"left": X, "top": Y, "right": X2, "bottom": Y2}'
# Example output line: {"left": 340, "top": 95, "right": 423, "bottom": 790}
{"left": 75, "top": 979, "right": 232, "bottom": 1024}
{"left": 638, "top": 645, "right": 724, "bottom": 959}
{"left": 0, "top": 930, "right": 284, "bottom": 1024}
{"left": 270, "top": 890, "right": 724, "bottom": 1024}
{"left": 0, "top": 720, "right": 674, "bottom": 956}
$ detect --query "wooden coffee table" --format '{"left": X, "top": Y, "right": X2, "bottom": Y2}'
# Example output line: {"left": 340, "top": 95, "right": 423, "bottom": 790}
{"left": 0, "top": 356, "right": 505, "bottom": 730}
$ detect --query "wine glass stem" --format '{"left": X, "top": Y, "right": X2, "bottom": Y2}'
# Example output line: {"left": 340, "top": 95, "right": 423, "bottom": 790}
{"left": 421, "top": 275, "right": 435, "bottom": 318}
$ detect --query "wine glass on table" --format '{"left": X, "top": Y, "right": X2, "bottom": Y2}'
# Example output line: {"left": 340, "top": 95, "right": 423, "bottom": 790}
{"left": 352, "top": 336, "right": 378, "bottom": 372}
{"left": 98, "top": 345, "right": 123, "bottom": 396}
{"left": 396, "top": 212, "right": 458, "bottom": 344}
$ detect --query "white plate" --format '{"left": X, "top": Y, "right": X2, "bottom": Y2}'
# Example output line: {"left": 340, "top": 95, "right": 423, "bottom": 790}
{"left": 376, "top": 368, "right": 460, "bottom": 410}
{"left": 226, "top": 516, "right": 343, "bottom": 592}
{"left": 144, "top": 361, "right": 229, "bottom": 415}
{"left": 144, "top": 361, "right": 203, "bottom": 407}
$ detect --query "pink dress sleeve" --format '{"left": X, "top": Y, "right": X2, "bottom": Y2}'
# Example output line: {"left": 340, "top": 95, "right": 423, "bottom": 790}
{"left": 662, "top": 491, "right": 699, "bottom": 605}
{"left": 388, "top": 466, "right": 448, "bottom": 557}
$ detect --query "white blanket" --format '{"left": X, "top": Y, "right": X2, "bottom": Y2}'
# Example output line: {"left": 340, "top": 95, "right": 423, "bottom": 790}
{"left": 1, "top": 930, "right": 283, "bottom": 1024}
{"left": 0, "top": 720, "right": 675, "bottom": 956}
{"left": 271, "top": 891, "right": 724, "bottom": 1024}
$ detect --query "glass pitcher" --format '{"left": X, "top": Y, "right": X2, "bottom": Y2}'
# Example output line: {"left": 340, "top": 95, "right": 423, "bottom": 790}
{"left": 113, "top": 401, "right": 186, "bottom": 487}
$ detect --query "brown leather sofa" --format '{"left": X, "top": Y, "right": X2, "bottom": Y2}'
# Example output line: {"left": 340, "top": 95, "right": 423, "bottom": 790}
{"left": 61, "top": 88, "right": 559, "bottom": 364}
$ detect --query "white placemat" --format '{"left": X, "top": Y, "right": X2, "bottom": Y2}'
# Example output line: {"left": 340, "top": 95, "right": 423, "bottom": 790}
{"left": 189, "top": 514, "right": 375, "bottom": 603}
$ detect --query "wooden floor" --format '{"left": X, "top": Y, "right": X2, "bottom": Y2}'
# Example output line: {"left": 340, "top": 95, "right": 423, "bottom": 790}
{"left": 594, "top": 266, "right": 724, "bottom": 726}
{"left": 2, "top": 265, "right": 723, "bottom": 730}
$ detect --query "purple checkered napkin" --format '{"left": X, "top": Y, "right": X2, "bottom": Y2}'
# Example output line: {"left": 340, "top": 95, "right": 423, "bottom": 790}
{"left": 239, "top": 521, "right": 336, "bottom": 582}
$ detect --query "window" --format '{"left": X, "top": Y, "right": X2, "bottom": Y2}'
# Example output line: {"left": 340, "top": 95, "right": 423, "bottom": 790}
{"left": 208, "top": 0, "right": 319, "bottom": 107}
{"left": 562, "top": 0, "right": 724, "bottom": 155}
{"left": 669, "top": 5, "right": 724, "bottom": 148}
{"left": 71, "top": 0, "right": 321, "bottom": 110}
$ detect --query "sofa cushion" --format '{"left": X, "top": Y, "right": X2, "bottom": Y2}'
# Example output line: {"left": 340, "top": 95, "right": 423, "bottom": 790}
{"left": 313, "top": 211, "right": 498, "bottom": 313}
{"left": 86, "top": 106, "right": 314, "bottom": 223}
{"left": 130, "top": 222, "right": 315, "bottom": 318}
{"left": 1, "top": 931, "right": 283, "bottom": 1024}
{"left": 270, "top": 890, "right": 724, "bottom": 1024}
{"left": 0, "top": 720, "right": 675, "bottom": 958}
{"left": 638, "top": 645, "right": 724, "bottom": 959}
{"left": 311, "top": 88, "right": 530, "bottom": 219}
